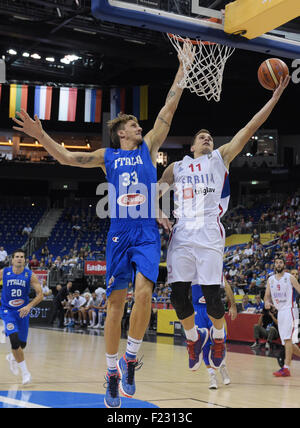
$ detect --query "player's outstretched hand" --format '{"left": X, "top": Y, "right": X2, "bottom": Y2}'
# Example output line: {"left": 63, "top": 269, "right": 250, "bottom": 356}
{"left": 156, "top": 216, "right": 172, "bottom": 233}
{"left": 18, "top": 305, "right": 31, "bottom": 318}
{"left": 272, "top": 75, "right": 290, "bottom": 100}
{"left": 12, "top": 109, "right": 44, "bottom": 140}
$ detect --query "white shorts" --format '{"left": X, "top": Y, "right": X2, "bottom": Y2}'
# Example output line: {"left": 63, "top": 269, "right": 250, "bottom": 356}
{"left": 167, "top": 221, "right": 225, "bottom": 285}
{"left": 277, "top": 307, "right": 299, "bottom": 345}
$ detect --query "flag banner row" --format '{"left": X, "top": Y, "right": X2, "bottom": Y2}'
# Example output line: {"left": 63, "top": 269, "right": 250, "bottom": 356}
{"left": 4, "top": 84, "right": 149, "bottom": 123}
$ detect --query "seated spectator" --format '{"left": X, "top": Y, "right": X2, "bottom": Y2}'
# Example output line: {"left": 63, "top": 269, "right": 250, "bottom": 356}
{"left": 0, "top": 246, "right": 8, "bottom": 268}
{"left": 29, "top": 254, "right": 40, "bottom": 270}
{"left": 67, "top": 290, "right": 86, "bottom": 327}
{"left": 285, "top": 248, "right": 295, "bottom": 269}
{"left": 93, "top": 293, "right": 107, "bottom": 329}
{"left": 250, "top": 307, "right": 279, "bottom": 350}
{"left": 78, "top": 293, "right": 91, "bottom": 328}
{"left": 241, "top": 295, "right": 254, "bottom": 312}
{"left": 87, "top": 292, "right": 103, "bottom": 328}
{"left": 42, "top": 279, "right": 52, "bottom": 298}
{"left": 251, "top": 228, "right": 261, "bottom": 243}
{"left": 122, "top": 293, "right": 134, "bottom": 331}
{"left": 22, "top": 224, "right": 32, "bottom": 237}
{"left": 243, "top": 243, "right": 253, "bottom": 257}
{"left": 253, "top": 294, "right": 264, "bottom": 313}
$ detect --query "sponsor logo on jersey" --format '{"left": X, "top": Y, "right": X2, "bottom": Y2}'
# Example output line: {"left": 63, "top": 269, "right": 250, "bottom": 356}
{"left": 117, "top": 193, "right": 146, "bottom": 207}
{"left": 112, "top": 237, "right": 119, "bottom": 243}
{"left": 7, "top": 323, "right": 15, "bottom": 331}
{"left": 9, "top": 299, "right": 25, "bottom": 307}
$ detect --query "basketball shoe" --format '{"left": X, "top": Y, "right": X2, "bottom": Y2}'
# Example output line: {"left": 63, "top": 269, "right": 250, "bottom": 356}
{"left": 219, "top": 364, "right": 231, "bottom": 385}
{"left": 104, "top": 372, "right": 121, "bottom": 408}
{"left": 273, "top": 367, "right": 291, "bottom": 377}
{"left": 117, "top": 355, "right": 143, "bottom": 398}
{"left": 208, "top": 371, "right": 218, "bottom": 390}
{"left": 6, "top": 353, "right": 19, "bottom": 376}
{"left": 186, "top": 328, "right": 209, "bottom": 371}
{"left": 209, "top": 329, "right": 226, "bottom": 369}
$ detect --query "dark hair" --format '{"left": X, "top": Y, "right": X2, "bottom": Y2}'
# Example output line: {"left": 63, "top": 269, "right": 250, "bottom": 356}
{"left": 274, "top": 254, "right": 285, "bottom": 263}
{"left": 12, "top": 249, "right": 26, "bottom": 258}
{"left": 191, "top": 128, "right": 212, "bottom": 146}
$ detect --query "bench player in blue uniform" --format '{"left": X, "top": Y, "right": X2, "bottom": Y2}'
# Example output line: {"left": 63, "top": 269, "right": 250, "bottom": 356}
{"left": 12, "top": 46, "right": 191, "bottom": 407}
{"left": 0, "top": 249, "right": 43, "bottom": 384}
{"left": 192, "top": 277, "right": 237, "bottom": 389}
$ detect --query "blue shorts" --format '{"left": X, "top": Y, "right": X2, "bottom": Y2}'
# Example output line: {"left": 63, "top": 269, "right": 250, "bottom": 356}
{"left": 105, "top": 221, "right": 161, "bottom": 298}
{"left": 0, "top": 308, "right": 30, "bottom": 343}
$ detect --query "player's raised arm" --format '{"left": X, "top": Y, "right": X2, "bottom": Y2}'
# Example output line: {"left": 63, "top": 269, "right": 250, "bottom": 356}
{"left": 12, "top": 109, "right": 106, "bottom": 171}
{"left": 218, "top": 75, "right": 290, "bottom": 168}
{"left": 144, "top": 45, "right": 194, "bottom": 161}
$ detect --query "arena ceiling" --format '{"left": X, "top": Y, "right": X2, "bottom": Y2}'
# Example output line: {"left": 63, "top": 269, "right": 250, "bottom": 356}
{"left": 0, "top": 0, "right": 299, "bottom": 87}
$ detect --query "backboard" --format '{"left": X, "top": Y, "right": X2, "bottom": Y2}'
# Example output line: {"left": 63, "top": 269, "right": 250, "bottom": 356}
{"left": 91, "top": 0, "right": 300, "bottom": 58}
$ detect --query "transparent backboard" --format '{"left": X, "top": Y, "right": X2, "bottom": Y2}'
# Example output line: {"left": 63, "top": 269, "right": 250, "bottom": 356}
{"left": 91, "top": 0, "right": 300, "bottom": 58}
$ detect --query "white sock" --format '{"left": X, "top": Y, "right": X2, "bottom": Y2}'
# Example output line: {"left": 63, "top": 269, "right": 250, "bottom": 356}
{"left": 207, "top": 367, "right": 215, "bottom": 376}
{"left": 126, "top": 336, "right": 142, "bottom": 360}
{"left": 184, "top": 326, "right": 199, "bottom": 342}
{"left": 18, "top": 360, "right": 29, "bottom": 375}
{"left": 106, "top": 353, "right": 118, "bottom": 372}
{"left": 284, "top": 365, "right": 290, "bottom": 370}
{"left": 212, "top": 326, "right": 225, "bottom": 340}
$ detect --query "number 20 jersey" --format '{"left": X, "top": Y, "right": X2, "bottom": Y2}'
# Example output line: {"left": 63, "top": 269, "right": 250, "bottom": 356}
{"left": 1, "top": 267, "right": 32, "bottom": 311}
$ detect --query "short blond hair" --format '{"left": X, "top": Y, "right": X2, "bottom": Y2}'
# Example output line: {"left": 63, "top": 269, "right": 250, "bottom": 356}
{"left": 107, "top": 113, "right": 138, "bottom": 148}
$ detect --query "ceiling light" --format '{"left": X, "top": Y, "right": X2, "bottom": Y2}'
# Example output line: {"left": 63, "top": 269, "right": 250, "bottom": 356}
{"left": 31, "top": 53, "right": 41, "bottom": 60}
{"left": 8, "top": 49, "right": 17, "bottom": 55}
{"left": 46, "top": 57, "right": 55, "bottom": 62}
{"left": 22, "top": 52, "right": 30, "bottom": 57}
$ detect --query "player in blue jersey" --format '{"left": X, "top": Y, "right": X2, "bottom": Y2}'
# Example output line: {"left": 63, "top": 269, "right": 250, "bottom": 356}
{"left": 12, "top": 45, "right": 192, "bottom": 407}
{"left": 192, "top": 277, "right": 237, "bottom": 389}
{"left": 0, "top": 249, "right": 43, "bottom": 385}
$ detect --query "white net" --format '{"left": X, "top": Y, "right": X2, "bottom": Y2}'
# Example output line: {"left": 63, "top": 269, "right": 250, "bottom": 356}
{"left": 167, "top": 33, "right": 235, "bottom": 102}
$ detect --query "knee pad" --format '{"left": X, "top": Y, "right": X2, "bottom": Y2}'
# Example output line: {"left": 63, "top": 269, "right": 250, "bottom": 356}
{"left": 202, "top": 285, "right": 225, "bottom": 320}
{"left": 170, "top": 282, "right": 194, "bottom": 320}
{"left": 9, "top": 332, "right": 21, "bottom": 350}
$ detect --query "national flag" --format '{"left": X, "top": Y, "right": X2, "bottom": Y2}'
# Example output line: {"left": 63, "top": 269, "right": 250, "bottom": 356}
{"left": 58, "top": 87, "right": 78, "bottom": 121}
{"left": 110, "top": 87, "right": 126, "bottom": 120}
{"left": 133, "top": 85, "right": 148, "bottom": 121}
{"left": 9, "top": 84, "right": 28, "bottom": 118}
{"left": 84, "top": 88, "right": 102, "bottom": 123}
{"left": 34, "top": 86, "right": 53, "bottom": 120}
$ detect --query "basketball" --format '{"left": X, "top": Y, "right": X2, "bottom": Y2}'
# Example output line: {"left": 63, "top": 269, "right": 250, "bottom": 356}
{"left": 258, "top": 58, "right": 289, "bottom": 90}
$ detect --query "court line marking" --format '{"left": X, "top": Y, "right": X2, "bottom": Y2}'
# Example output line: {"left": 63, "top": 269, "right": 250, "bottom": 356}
{"left": 0, "top": 395, "right": 50, "bottom": 408}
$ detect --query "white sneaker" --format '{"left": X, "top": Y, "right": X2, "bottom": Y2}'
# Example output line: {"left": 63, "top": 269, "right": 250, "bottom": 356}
{"left": 6, "top": 354, "right": 19, "bottom": 376}
{"left": 22, "top": 372, "right": 32, "bottom": 385}
{"left": 208, "top": 372, "right": 218, "bottom": 389}
{"left": 220, "top": 364, "right": 231, "bottom": 385}
{"left": 92, "top": 324, "right": 100, "bottom": 329}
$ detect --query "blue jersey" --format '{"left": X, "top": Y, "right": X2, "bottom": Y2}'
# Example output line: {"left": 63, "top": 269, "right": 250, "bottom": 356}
{"left": 1, "top": 267, "right": 32, "bottom": 311}
{"left": 104, "top": 140, "right": 157, "bottom": 227}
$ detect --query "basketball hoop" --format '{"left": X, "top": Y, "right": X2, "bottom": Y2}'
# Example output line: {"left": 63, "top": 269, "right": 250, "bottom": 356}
{"left": 167, "top": 26, "right": 235, "bottom": 102}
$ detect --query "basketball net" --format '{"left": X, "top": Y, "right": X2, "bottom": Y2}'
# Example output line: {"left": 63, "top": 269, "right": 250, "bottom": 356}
{"left": 167, "top": 22, "right": 235, "bottom": 102}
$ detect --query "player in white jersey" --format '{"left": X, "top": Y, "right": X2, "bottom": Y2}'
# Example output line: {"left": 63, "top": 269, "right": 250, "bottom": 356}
{"left": 157, "top": 75, "right": 290, "bottom": 371}
{"left": 265, "top": 255, "right": 300, "bottom": 377}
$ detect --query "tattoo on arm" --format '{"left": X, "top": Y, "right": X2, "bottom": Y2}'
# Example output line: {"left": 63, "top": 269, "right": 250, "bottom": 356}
{"left": 166, "top": 89, "right": 176, "bottom": 102}
{"left": 158, "top": 116, "right": 171, "bottom": 128}
{"left": 75, "top": 155, "right": 95, "bottom": 165}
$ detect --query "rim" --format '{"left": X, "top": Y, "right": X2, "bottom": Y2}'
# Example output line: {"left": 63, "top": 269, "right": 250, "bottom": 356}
{"left": 167, "top": 33, "right": 216, "bottom": 46}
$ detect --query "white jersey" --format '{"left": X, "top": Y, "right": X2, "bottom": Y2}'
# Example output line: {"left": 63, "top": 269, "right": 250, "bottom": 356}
{"left": 269, "top": 272, "right": 297, "bottom": 311}
{"left": 173, "top": 150, "right": 230, "bottom": 229}
{"left": 167, "top": 150, "right": 229, "bottom": 286}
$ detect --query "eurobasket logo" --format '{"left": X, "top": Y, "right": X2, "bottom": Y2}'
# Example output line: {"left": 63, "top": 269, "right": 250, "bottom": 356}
{"left": 84, "top": 261, "right": 106, "bottom": 276}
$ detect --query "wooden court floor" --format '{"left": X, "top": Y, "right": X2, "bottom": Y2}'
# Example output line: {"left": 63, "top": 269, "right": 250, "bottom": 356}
{"left": 0, "top": 326, "right": 300, "bottom": 408}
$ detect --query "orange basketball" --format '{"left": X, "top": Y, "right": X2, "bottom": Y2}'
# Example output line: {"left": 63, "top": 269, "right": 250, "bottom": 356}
{"left": 258, "top": 58, "right": 289, "bottom": 90}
